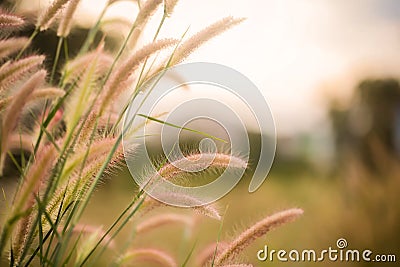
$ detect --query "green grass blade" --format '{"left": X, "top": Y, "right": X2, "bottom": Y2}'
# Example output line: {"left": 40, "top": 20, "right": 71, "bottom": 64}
{"left": 6, "top": 151, "right": 24, "bottom": 177}
{"left": 44, "top": 183, "right": 68, "bottom": 263}
{"left": 78, "top": 3, "right": 108, "bottom": 55}
{"left": 34, "top": 197, "right": 44, "bottom": 266}
{"left": 137, "top": 114, "right": 227, "bottom": 143}
{"left": 61, "top": 231, "right": 82, "bottom": 266}
{"left": 9, "top": 245, "right": 14, "bottom": 267}
{"left": 181, "top": 239, "right": 198, "bottom": 267}
{"left": 15, "top": 29, "right": 38, "bottom": 60}
{"left": 79, "top": 192, "right": 144, "bottom": 266}
{"left": 211, "top": 206, "right": 228, "bottom": 267}
{"left": 23, "top": 202, "right": 74, "bottom": 267}
{"left": 50, "top": 37, "right": 63, "bottom": 85}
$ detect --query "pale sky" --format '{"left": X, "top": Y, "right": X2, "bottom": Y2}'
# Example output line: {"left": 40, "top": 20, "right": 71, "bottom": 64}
{"left": 156, "top": 0, "right": 400, "bottom": 135}
{"left": 17, "top": 0, "right": 400, "bottom": 135}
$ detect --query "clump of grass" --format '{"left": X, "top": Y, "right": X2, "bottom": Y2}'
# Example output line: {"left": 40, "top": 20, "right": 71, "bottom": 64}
{"left": 12, "top": 143, "right": 59, "bottom": 262}
{"left": 0, "top": 1, "right": 302, "bottom": 266}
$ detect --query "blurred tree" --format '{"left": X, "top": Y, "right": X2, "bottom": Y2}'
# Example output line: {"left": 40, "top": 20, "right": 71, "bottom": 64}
{"left": 330, "top": 78, "right": 400, "bottom": 173}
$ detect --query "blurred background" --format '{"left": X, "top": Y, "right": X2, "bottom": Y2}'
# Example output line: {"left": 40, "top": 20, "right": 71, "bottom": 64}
{"left": 1, "top": 0, "right": 400, "bottom": 266}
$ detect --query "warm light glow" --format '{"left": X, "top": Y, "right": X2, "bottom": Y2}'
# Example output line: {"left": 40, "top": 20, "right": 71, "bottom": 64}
{"left": 18, "top": 0, "right": 400, "bottom": 134}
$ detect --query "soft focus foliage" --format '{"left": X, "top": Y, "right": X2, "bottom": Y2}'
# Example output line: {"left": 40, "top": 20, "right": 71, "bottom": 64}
{"left": 0, "top": 1, "right": 301, "bottom": 266}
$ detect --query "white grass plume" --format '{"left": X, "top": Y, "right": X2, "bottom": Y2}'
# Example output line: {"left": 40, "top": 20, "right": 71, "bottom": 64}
{"left": 156, "top": 152, "right": 247, "bottom": 181}
{"left": 31, "top": 87, "right": 65, "bottom": 100}
{"left": 128, "top": 0, "right": 163, "bottom": 48}
{"left": 0, "top": 87, "right": 65, "bottom": 111}
{"left": 140, "top": 152, "right": 247, "bottom": 193}
{"left": 135, "top": 213, "right": 194, "bottom": 234}
{"left": 11, "top": 144, "right": 58, "bottom": 261}
{"left": 117, "top": 248, "right": 177, "bottom": 267}
{"left": 214, "top": 208, "right": 304, "bottom": 265}
{"left": 142, "top": 192, "right": 222, "bottom": 220}
{"left": 0, "top": 11, "right": 25, "bottom": 29}
{"left": 171, "top": 16, "right": 245, "bottom": 65}
{"left": 36, "top": 0, "right": 72, "bottom": 31}
{"left": 57, "top": 0, "right": 82, "bottom": 37}
{"left": 60, "top": 138, "right": 120, "bottom": 184}
{"left": 164, "top": 0, "right": 179, "bottom": 17}
{"left": 0, "top": 55, "right": 45, "bottom": 94}
{"left": 0, "top": 70, "right": 46, "bottom": 175}
{"left": 0, "top": 37, "right": 29, "bottom": 60}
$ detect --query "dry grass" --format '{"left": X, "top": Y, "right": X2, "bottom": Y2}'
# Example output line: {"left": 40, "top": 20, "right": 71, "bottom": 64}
{"left": 0, "top": 1, "right": 302, "bottom": 266}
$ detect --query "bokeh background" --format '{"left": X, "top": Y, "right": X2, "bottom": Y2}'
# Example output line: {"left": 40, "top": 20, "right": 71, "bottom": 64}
{"left": 1, "top": 0, "right": 400, "bottom": 266}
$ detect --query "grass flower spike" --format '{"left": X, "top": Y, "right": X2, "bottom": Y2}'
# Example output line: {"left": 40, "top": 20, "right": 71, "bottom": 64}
{"left": 0, "top": 3, "right": 303, "bottom": 266}
{"left": 135, "top": 213, "right": 194, "bottom": 234}
{"left": 36, "top": 0, "right": 72, "bottom": 31}
{"left": 0, "top": 37, "right": 29, "bottom": 59}
{"left": 57, "top": 0, "right": 82, "bottom": 37}
{"left": 0, "top": 55, "right": 45, "bottom": 94}
{"left": 170, "top": 16, "right": 245, "bottom": 65}
{"left": 0, "top": 11, "right": 24, "bottom": 29}
{"left": 0, "top": 70, "right": 47, "bottom": 175}
{"left": 128, "top": 0, "right": 163, "bottom": 48}
{"left": 214, "top": 208, "right": 304, "bottom": 265}
{"left": 118, "top": 248, "right": 177, "bottom": 267}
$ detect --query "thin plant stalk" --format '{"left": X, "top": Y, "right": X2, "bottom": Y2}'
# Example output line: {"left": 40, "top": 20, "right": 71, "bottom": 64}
{"left": 16, "top": 29, "right": 39, "bottom": 60}
{"left": 78, "top": 1, "right": 110, "bottom": 55}
{"left": 50, "top": 37, "right": 64, "bottom": 84}
{"left": 85, "top": 196, "right": 145, "bottom": 267}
